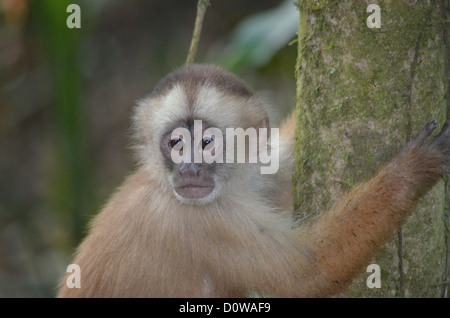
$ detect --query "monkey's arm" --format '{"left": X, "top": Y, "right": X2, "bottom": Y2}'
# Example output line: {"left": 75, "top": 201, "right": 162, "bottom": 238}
{"left": 290, "top": 120, "right": 450, "bottom": 297}
{"left": 274, "top": 112, "right": 296, "bottom": 210}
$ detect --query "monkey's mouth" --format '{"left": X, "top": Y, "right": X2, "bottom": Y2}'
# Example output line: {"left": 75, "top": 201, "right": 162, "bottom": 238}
{"left": 175, "top": 185, "right": 214, "bottom": 199}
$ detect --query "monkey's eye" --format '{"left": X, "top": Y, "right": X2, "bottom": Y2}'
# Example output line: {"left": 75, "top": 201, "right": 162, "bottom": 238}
{"left": 169, "top": 138, "right": 182, "bottom": 148}
{"left": 202, "top": 138, "right": 213, "bottom": 150}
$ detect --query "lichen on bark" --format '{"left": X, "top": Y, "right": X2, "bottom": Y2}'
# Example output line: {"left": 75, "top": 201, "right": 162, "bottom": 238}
{"left": 294, "top": 0, "right": 447, "bottom": 297}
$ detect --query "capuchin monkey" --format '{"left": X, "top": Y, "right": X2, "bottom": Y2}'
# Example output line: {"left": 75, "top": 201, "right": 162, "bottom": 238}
{"left": 58, "top": 64, "right": 450, "bottom": 297}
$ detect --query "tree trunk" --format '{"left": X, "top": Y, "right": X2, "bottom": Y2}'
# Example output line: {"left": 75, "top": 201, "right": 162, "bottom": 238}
{"left": 294, "top": 0, "right": 449, "bottom": 297}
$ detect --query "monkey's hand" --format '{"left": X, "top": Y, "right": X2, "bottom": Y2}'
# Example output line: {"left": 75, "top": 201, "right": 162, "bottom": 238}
{"left": 413, "top": 119, "right": 450, "bottom": 168}
{"left": 394, "top": 120, "right": 450, "bottom": 199}
{"left": 292, "top": 120, "right": 450, "bottom": 297}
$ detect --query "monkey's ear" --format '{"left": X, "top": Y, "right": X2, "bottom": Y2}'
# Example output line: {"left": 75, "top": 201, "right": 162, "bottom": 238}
{"left": 142, "top": 135, "right": 148, "bottom": 146}
{"left": 258, "top": 118, "right": 270, "bottom": 149}
{"left": 259, "top": 118, "right": 269, "bottom": 130}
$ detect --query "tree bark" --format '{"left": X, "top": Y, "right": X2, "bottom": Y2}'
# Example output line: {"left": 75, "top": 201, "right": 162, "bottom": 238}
{"left": 294, "top": 0, "right": 449, "bottom": 297}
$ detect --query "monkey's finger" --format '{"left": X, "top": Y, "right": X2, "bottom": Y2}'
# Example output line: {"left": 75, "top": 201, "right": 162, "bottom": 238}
{"left": 432, "top": 121, "right": 450, "bottom": 156}
{"left": 414, "top": 119, "right": 438, "bottom": 144}
{"left": 431, "top": 121, "right": 450, "bottom": 169}
{"left": 436, "top": 121, "right": 450, "bottom": 138}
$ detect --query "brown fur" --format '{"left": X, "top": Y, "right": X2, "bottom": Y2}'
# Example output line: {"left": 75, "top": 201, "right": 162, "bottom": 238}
{"left": 149, "top": 64, "right": 253, "bottom": 109}
{"left": 58, "top": 65, "right": 449, "bottom": 298}
{"left": 291, "top": 141, "right": 447, "bottom": 296}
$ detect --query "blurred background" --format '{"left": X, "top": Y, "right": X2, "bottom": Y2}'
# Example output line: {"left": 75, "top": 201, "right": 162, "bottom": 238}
{"left": 0, "top": 0, "right": 298, "bottom": 297}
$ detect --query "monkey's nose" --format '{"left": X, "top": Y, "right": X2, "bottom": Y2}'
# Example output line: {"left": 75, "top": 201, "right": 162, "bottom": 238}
{"left": 178, "top": 163, "right": 202, "bottom": 178}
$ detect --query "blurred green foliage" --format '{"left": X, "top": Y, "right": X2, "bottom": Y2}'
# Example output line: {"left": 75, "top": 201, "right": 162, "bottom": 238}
{"left": 218, "top": 0, "right": 298, "bottom": 71}
{"left": 0, "top": 0, "right": 296, "bottom": 297}
{"left": 30, "top": 0, "right": 92, "bottom": 246}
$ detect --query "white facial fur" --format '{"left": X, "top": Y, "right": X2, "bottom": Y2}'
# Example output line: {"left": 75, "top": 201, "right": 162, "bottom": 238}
{"left": 133, "top": 72, "right": 269, "bottom": 205}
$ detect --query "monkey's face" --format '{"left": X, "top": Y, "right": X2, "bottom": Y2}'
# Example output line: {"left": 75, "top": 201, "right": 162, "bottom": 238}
{"left": 134, "top": 65, "right": 269, "bottom": 206}
{"left": 159, "top": 121, "right": 222, "bottom": 205}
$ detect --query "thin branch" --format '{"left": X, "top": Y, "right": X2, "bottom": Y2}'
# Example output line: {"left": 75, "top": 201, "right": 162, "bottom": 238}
{"left": 186, "top": 0, "right": 210, "bottom": 65}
